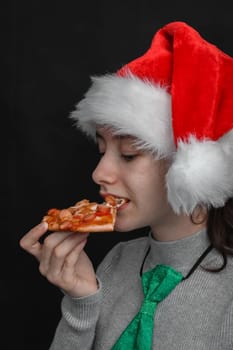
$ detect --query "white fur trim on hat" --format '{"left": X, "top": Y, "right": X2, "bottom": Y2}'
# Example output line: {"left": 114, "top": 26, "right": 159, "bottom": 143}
{"left": 71, "top": 73, "right": 174, "bottom": 158}
{"left": 166, "top": 131, "right": 233, "bottom": 214}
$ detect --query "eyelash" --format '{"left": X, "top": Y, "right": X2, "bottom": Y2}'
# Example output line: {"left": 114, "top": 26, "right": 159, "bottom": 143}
{"left": 98, "top": 153, "right": 137, "bottom": 162}
{"left": 121, "top": 154, "right": 137, "bottom": 161}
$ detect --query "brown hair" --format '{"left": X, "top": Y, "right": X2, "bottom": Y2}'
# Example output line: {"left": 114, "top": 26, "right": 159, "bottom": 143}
{"left": 206, "top": 198, "right": 233, "bottom": 272}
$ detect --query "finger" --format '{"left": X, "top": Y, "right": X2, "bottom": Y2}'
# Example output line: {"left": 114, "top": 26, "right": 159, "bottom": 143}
{"left": 19, "top": 222, "right": 48, "bottom": 260}
{"left": 40, "top": 232, "right": 89, "bottom": 278}
{"left": 61, "top": 235, "right": 88, "bottom": 274}
{"left": 47, "top": 233, "right": 88, "bottom": 275}
{"left": 39, "top": 231, "right": 75, "bottom": 274}
{"left": 59, "top": 238, "right": 89, "bottom": 293}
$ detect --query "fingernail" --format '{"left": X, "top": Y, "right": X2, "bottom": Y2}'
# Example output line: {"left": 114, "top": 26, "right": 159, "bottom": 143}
{"left": 39, "top": 221, "right": 48, "bottom": 230}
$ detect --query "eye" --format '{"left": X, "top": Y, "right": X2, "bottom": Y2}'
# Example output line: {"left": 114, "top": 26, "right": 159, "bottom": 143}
{"left": 121, "top": 154, "right": 137, "bottom": 161}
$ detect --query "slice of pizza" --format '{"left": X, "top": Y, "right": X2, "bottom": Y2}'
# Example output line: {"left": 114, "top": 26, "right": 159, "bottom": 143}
{"left": 42, "top": 195, "right": 126, "bottom": 232}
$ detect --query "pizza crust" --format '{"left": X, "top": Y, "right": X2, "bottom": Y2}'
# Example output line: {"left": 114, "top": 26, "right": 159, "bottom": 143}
{"left": 68, "top": 222, "right": 115, "bottom": 232}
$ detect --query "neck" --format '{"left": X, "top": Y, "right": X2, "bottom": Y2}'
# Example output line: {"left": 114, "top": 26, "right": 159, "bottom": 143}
{"left": 151, "top": 210, "right": 207, "bottom": 242}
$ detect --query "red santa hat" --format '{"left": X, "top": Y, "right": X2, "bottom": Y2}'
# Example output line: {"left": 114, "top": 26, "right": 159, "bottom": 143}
{"left": 71, "top": 21, "right": 233, "bottom": 214}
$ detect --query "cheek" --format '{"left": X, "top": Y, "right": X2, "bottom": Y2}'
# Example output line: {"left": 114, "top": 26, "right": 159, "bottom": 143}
{"left": 124, "top": 157, "right": 168, "bottom": 201}
{"left": 136, "top": 169, "right": 168, "bottom": 205}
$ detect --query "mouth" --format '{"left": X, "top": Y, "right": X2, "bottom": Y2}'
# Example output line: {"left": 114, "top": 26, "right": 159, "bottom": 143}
{"left": 100, "top": 193, "right": 130, "bottom": 209}
{"left": 115, "top": 197, "right": 129, "bottom": 209}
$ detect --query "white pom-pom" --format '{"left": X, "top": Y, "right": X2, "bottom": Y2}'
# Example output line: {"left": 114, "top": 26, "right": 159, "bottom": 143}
{"left": 166, "top": 135, "right": 233, "bottom": 214}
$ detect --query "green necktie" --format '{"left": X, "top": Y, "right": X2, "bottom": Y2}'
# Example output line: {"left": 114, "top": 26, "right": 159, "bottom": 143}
{"left": 111, "top": 264, "right": 183, "bottom": 350}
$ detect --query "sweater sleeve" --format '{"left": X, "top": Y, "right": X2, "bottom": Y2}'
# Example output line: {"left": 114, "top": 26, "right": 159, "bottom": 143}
{"left": 49, "top": 241, "right": 132, "bottom": 350}
{"left": 49, "top": 280, "right": 102, "bottom": 350}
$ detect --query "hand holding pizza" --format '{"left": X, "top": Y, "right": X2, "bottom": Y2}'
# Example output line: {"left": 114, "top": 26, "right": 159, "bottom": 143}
{"left": 19, "top": 222, "right": 98, "bottom": 298}
{"left": 20, "top": 195, "right": 126, "bottom": 297}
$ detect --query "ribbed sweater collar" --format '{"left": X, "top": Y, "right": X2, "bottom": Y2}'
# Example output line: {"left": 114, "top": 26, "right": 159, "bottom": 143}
{"left": 144, "top": 229, "right": 211, "bottom": 276}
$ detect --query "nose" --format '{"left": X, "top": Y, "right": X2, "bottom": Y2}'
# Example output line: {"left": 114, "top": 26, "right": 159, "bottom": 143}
{"left": 92, "top": 153, "right": 118, "bottom": 186}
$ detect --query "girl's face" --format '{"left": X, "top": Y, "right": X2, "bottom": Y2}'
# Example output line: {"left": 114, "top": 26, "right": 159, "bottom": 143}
{"left": 92, "top": 127, "right": 175, "bottom": 235}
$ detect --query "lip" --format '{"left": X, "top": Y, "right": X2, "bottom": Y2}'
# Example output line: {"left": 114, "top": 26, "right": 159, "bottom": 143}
{"left": 100, "top": 191, "right": 128, "bottom": 200}
{"left": 100, "top": 192, "right": 130, "bottom": 209}
{"left": 117, "top": 200, "right": 130, "bottom": 211}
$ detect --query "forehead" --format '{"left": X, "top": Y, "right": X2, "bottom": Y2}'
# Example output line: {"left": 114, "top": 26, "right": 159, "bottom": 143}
{"left": 96, "top": 126, "right": 137, "bottom": 143}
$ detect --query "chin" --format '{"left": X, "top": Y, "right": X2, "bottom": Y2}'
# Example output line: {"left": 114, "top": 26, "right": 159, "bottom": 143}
{"left": 114, "top": 218, "right": 143, "bottom": 232}
{"left": 114, "top": 223, "right": 131, "bottom": 232}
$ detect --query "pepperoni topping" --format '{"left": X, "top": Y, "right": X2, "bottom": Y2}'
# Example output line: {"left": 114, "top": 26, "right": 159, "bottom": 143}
{"left": 43, "top": 198, "right": 116, "bottom": 232}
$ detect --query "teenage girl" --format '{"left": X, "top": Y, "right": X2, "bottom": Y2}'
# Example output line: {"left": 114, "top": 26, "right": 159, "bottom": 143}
{"left": 20, "top": 21, "right": 233, "bottom": 350}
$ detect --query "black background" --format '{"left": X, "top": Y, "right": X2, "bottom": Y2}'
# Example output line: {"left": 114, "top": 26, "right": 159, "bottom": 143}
{"left": 5, "top": 1, "right": 233, "bottom": 349}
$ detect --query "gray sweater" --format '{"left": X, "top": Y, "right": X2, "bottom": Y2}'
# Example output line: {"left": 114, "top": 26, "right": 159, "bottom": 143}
{"left": 50, "top": 229, "right": 233, "bottom": 349}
